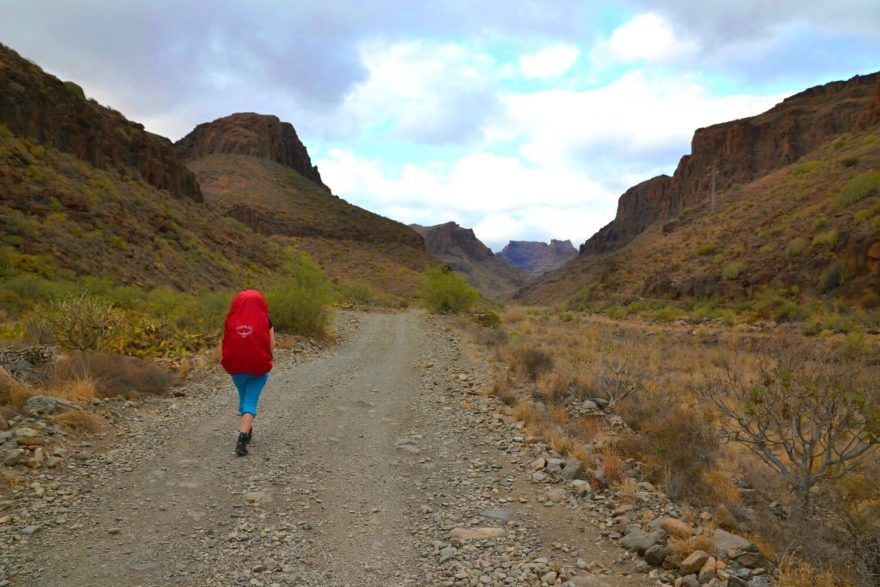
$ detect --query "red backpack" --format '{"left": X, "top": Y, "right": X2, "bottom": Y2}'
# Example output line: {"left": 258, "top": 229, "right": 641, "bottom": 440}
{"left": 221, "top": 290, "right": 273, "bottom": 375}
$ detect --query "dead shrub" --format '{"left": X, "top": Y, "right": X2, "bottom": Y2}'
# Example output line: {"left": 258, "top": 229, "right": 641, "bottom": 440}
{"left": 548, "top": 403, "right": 569, "bottom": 426}
{"left": 537, "top": 368, "right": 574, "bottom": 403}
{"left": 778, "top": 557, "right": 853, "bottom": 587}
{"left": 569, "top": 416, "right": 603, "bottom": 443}
{"left": 549, "top": 430, "right": 575, "bottom": 456}
{"left": 48, "top": 352, "right": 173, "bottom": 398}
{"left": 602, "top": 450, "right": 626, "bottom": 484}
{"left": 490, "top": 378, "right": 518, "bottom": 406}
{"left": 508, "top": 346, "right": 554, "bottom": 381}
{"left": 49, "top": 411, "right": 107, "bottom": 433}
{"left": 668, "top": 532, "right": 715, "bottom": 558}
{"left": 502, "top": 306, "right": 526, "bottom": 323}
{"left": 0, "top": 370, "right": 36, "bottom": 411}
{"left": 617, "top": 395, "right": 719, "bottom": 503}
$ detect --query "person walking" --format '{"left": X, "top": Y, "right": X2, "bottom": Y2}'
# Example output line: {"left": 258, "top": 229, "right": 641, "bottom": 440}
{"left": 221, "top": 289, "right": 275, "bottom": 456}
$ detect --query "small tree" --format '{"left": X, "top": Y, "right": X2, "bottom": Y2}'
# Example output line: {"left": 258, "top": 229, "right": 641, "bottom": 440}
{"left": 38, "top": 293, "right": 123, "bottom": 352}
{"left": 595, "top": 344, "right": 644, "bottom": 410}
{"left": 699, "top": 341, "right": 879, "bottom": 510}
{"left": 421, "top": 267, "right": 480, "bottom": 314}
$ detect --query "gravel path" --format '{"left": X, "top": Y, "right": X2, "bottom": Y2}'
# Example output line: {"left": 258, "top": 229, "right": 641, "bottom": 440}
{"left": 3, "top": 311, "right": 651, "bottom": 586}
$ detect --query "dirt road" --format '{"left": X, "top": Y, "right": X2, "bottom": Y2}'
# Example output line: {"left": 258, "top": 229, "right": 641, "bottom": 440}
{"left": 6, "top": 312, "right": 648, "bottom": 586}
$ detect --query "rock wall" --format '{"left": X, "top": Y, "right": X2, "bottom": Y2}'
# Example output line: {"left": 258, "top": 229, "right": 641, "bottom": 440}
{"left": 498, "top": 239, "right": 578, "bottom": 274}
{"left": 581, "top": 71, "right": 880, "bottom": 256}
{"left": 0, "top": 44, "right": 202, "bottom": 201}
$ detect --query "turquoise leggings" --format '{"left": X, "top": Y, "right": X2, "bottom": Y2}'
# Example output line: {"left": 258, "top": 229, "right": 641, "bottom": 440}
{"left": 231, "top": 373, "right": 269, "bottom": 417}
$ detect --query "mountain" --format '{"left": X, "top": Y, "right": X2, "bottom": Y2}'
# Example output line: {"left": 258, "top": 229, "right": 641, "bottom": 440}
{"left": 175, "top": 113, "right": 438, "bottom": 297}
{"left": 411, "top": 222, "right": 529, "bottom": 299}
{"left": 497, "top": 240, "right": 577, "bottom": 275}
{"left": 0, "top": 44, "right": 437, "bottom": 303}
{"left": 518, "top": 72, "right": 880, "bottom": 308}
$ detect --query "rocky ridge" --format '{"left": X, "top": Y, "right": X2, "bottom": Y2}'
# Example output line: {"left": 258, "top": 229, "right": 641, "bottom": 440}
{"left": 412, "top": 222, "right": 530, "bottom": 300}
{"left": 581, "top": 72, "right": 880, "bottom": 256}
{"left": 175, "top": 112, "right": 327, "bottom": 189}
{"left": 498, "top": 240, "right": 578, "bottom": 275}
{"left": 0, "top": 44, "right": 201, "bottom": 201}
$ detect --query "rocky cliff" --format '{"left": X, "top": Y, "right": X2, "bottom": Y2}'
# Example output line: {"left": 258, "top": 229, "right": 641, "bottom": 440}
{"left": 582, "top": 72, "right": 880, "bottom": 256}
{"left": 498, "top": 240, "right": 578, "bottom": 275}
{"left": 175, "top": 113, "right": 327, "bottom": 189}
{"left": 412, "top": 222, "right": 529, "bottom": 299}
{"left": 0, "top": 44, "right": 202, "bottom": 201}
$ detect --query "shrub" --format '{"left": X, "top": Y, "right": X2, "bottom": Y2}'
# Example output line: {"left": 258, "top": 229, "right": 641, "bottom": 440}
{"left": 840, "top": 156, "right": 860, "bottom": 168}
{"left": 790, "top": 160, "right": 823, "bottom": 176}
{"left": 509, "top": 346, "right": 554, "bottom": 381}
{"left": 336, "top": 281, "right": 374, "bottom": 305}
{"left": 838, "top": 171, "right": 880, "bottom": 207}
{"left": 265, "top": 253, "right": 333, "bottom": 338}
{"left": 722, "top": 261, "right": 743, "bottom": 280}
{"left": 502, "top": 306, "right": 526, "bottom": 323}
{"left": 819, "top": 259, "right": 853, "bottom": 291}
{"left": 812, "top": 217, "right": 828, "bottom": 231}
{"left": 617, "top": 396, "right": 719, "bottom": 503}
{"left": 697, "top": 340, "right": 879, "bottom": 510}
{"left": 36, "top": 294, "right": 124, "bottom": 352}
{"left": 697, "top": 242, "right": 718, "bottom": 255}
{"left": 421, "top": 267, "right": 480, "bottom": 314}
{"left": 786, "top": 237, "right": 808, "bottom": 257}
{"left": 48, "top": 352, "right": 173, "bottom": 397}
{"left": 812, "top": 229, "right": 839, "bottom": 248}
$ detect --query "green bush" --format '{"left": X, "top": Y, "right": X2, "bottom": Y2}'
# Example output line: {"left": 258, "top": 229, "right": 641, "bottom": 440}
{"left": 35, "top": 294, "right": 124, "bottom": 352}
{"left": 421, "top": 267, "right": 480, "bottom": 314}
{"left": 819, "top": 259, "right": 853, "bottom": 292}
{"left": 265, "top": 253, "right": 333, "bottom": 337}
{"left": 812, "top": 216, "right": 828, "bottom": 231}
{"left": 786, "top": 237, "right": 808, "bottom": 257}
{"left": 790, "top": 160, "right": 823, "bottom": 176}
{"left": 838, "top": 171, "right": 880, "bottom": 207}
{"left": 722, "top": 261, "right": 743, "bottom": 280}
{"left": 336, "top": 281, "right": 374, "bottom": 305}
{"left": 812, "top": 229, "right": 839, "bottom": 248}
{"left": 697, "top": 242, "right": 718, "bottom": 255}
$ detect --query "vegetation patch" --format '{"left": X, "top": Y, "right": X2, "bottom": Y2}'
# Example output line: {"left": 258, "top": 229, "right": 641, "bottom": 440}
{"left": 838, "top": 171, "right": 880, "bottom": 208}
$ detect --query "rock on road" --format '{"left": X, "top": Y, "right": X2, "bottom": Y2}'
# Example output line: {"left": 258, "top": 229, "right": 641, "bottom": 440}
{"left": 6, "top": 311, "right": 648, "bottom": 586}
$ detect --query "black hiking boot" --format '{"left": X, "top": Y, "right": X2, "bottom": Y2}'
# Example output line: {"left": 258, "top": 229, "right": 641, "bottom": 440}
{"left": 235, "top": 432, "right": 248, "bottom": 456}
{"left": 245, "top": 427, "right": 253, "bottom": 444}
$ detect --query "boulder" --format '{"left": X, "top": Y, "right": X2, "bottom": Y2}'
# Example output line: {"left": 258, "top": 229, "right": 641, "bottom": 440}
{"left": 23, "top": 395, "right": 79, "bottom": 416}
{"left": 712, "top": 529, "right": 756, "bottom": 554}
{"left": 644, "top": 544, "right": 669, "bottom": 566}
{"left": 620, "top": 529, "right": 667, "bottom": 555}
{"left": 560, "top": 458, "right": 585, "bottom": 481}
{"left": 698, "top": 556, "right": 716, "bottom": 582}
{"left": 13, "top": 427, "right": 42, "bottom": 446}
{"left": 680, "top": 550, "right": 710, "bottom": 575}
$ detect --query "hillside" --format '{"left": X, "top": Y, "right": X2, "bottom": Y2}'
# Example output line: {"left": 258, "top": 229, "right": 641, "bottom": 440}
{"left": 0, "top": 44, "right": 285, "bottom": 300}
{"left": 411, "top": 222, "right": 529, "bottom": 299}
{"left": 177, "top": 114, "right": 439, "bottom": 297}
{"left": 518, "top": 72, "right": 880, "bottom": 315}
{"left": 497, "top": 239, "right": 577, "bottom": 275}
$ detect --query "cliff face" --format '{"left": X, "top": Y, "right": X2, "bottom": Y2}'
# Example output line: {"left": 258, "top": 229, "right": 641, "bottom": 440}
{"left": 0, "top": 44, "right": 201, "bottom": 201}
{"left": 175, "top": 113, "right": 327, "bottom": 189}
{"left": 498, "top": 239, "right": 578, "bottom": 274}
{"left": 412, "top": 222, "right": 529, "bottom": 299}
{"left": 581, "top": 72, "right": 880, "bottom": 256}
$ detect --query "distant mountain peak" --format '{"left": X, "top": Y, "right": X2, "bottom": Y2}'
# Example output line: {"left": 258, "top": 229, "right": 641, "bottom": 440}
{"left": 498, "top": 240, "right": 577, "bottom": 275}
{"left": 175, "top": 112, "right": 327, "bottom": 189}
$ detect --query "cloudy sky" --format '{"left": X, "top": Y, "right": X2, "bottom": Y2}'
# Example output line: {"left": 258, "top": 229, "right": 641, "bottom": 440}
{"left": 3, "top": 1, "right": 879, "bottom": 250}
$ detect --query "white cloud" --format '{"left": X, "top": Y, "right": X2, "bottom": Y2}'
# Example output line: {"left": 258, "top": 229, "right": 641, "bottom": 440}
{"left": 591, "top": 13, "right": 698, "bottom": 65}
{"left": 490, "top": 71, "right": 785, "bottom": 175}
{"left": 340, "top": 40, "right": 506, "bottom": 144}
{"left": 519, "top": 44, "right": 581, "bottom": 78}
{"left": 317, "top": 149, "right": 617, "bottom": 248}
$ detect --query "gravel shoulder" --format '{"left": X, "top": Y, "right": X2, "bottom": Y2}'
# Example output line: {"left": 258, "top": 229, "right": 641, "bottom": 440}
{"left": 3, "top": 311, "right": 652, "bottom": 586}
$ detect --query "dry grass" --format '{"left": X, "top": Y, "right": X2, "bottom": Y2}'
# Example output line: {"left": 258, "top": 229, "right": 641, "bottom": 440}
{"left": 668, "top": 532, "right": 715, "bottom": 557}
{"left": 48, "top": 352, "right": 173, "bottom": 398}
{"left": 602, "top": 450, "right": 627, "bottom": 484}
{"left": 779, "top": 557, "right": 855, "bottom": 587}
{"left": 47, "top": 376, "right": 98, "bottom": 402}
{"left": 48, "top": 410, "right": 107, "bottom": 432}
{"left": 502, "top": 306, "right": 527, "bottom": 323}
